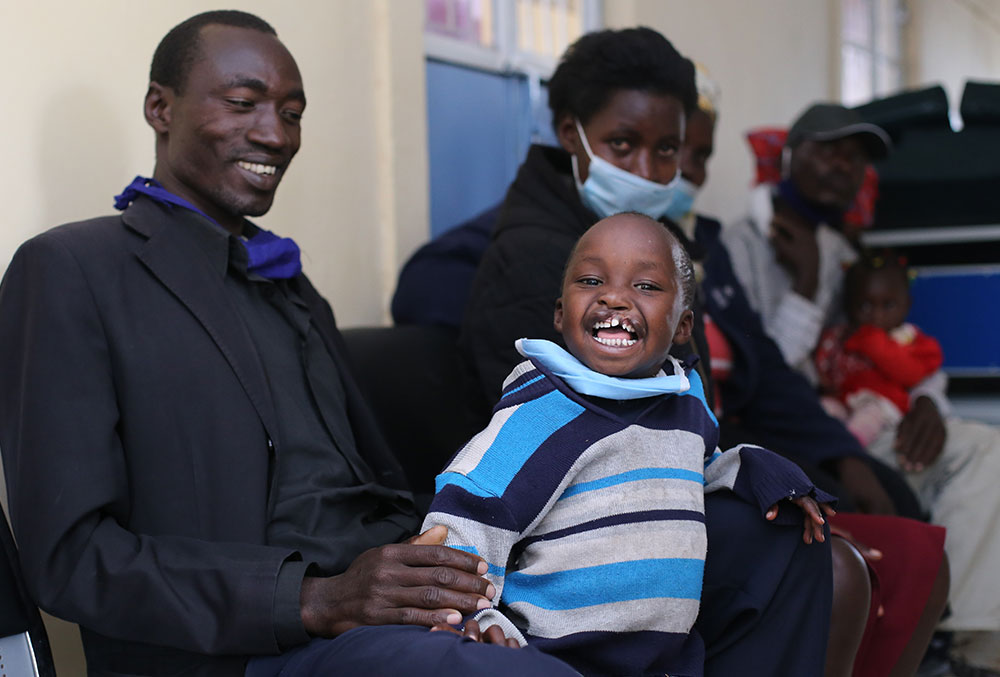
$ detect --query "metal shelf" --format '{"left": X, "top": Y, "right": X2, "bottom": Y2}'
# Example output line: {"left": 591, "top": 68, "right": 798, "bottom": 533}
{"left": 862, "top": 224, "right": 1000, "bottom": 247}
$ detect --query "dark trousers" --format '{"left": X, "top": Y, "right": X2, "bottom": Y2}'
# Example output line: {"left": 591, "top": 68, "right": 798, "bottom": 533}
{"left": 244, "top": 625, "right": 581, "bottom": 676}
{"left": 246, "top": 493, "right": 832, "bottom": 676}
{"left": 699, "top": 492, "right": 832, "bottom": 676}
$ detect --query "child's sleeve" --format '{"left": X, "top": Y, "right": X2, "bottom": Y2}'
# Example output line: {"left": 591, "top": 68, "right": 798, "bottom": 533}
{"left": 420, "top": 398, "right": 564, "bottom": 646}
{"left": 844, "top": 325, "right": 943, "bottom": 388}
{"left": 703, "top": 444, "right": 836, "bottom": 525}
{"left": 422, "top": 469, "right": 528, "bottom": 644}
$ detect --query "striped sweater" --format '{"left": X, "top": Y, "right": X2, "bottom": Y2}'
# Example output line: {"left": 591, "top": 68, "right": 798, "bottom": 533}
{"left": 423, "top": 356, "right": 826, "bottom": 676}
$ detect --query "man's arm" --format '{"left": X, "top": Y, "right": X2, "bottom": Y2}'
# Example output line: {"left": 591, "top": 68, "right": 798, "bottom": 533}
{"left": 722, "top": 215, "right": 825, "bottom": 371}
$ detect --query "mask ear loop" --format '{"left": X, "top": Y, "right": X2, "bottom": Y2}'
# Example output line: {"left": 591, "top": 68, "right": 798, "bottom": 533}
{"left": 574, "top": 119, "right": 596, "bottom": 160}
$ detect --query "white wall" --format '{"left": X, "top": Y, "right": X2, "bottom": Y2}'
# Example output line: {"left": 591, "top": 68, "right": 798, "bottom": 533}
{"left": 906, "top": 0, "right": 1000, "bottom": 125}
{"left": 604, "top": 0, "right": 839, "bottom": 226}
{"left": 0, "top": 0, "right": 428, "bottom": 329}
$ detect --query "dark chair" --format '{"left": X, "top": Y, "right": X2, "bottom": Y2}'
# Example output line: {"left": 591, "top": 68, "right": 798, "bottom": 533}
{"left": 1, "top": 503, "right": 56, "bottom": 676}
{"left": 340, "top": 325, "right": 489, "bottom": 511}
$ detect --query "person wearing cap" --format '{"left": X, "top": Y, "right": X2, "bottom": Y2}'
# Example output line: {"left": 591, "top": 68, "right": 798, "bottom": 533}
{"left": 724, "top": 102, "right": 891, "bottom": 377}
{"left": 726, "top": 103, "right": 1000, "bottom": 675}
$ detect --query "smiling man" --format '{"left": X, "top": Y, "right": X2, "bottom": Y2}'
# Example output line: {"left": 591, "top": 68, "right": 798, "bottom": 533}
{"left": 0, "top": 11, "right": 580, "bottom": 677}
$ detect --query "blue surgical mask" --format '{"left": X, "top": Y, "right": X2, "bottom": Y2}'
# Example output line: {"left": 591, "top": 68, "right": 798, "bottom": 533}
{"left": 662, "top": 176, "right": 699, "bottom": 224}
{"left": 572, "top": 119, "right": 686, "bottom": 220}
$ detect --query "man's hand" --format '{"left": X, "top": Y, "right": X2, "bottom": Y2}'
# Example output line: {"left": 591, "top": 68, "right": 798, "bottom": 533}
{"left": 836, "top": 456, "right": 896, "bottom": 515}
{"left": 766, "top": 496, "right": 835, "bottom": 544}
{"left": 430, "top": 619, "right": 521, "bottom": 649}
{"left": 895, "top": 396, "right": 946, "bottom": 472}
{"left": 770, "top": 209, "right": 820, "bottom": 300}
{"left": 299, "top": 526, "right": 495, "bottom": 637}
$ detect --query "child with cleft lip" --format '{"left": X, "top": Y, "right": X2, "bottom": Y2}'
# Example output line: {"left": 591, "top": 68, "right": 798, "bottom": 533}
{"left": 422, "top": 212, "right": 835, "bottom": 677}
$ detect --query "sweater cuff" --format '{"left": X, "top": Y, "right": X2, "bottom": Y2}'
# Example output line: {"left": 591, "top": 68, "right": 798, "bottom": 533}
{"left": 273, "top": 559, "right": 311, "bottom": 651}
{"left": 732, "top": 446, "right": 837, "bottom": 523}
{"left": 772, "top": 292, "right": 825, "bottom": 368}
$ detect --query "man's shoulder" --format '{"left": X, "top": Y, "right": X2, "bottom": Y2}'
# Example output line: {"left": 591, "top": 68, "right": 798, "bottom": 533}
{"left": 12, "top": 214, "right": 131, "bottom": 267}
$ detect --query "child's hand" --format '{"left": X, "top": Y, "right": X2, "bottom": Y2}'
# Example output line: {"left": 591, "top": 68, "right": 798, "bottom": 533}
{"left": 430, "top": 619, "right": 522, "bottom": 649}
{"left": 766, "top": 497, "right": 835, "bottom": 544}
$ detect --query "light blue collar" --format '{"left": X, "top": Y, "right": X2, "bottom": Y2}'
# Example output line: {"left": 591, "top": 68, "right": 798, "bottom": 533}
{"left": 515, "top": 338, "right": 690, "bottom": 400}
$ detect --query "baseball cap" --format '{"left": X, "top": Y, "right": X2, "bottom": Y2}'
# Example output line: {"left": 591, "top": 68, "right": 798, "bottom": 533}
{"left": 786, "top": 103, "right": 891, "bottom": 160}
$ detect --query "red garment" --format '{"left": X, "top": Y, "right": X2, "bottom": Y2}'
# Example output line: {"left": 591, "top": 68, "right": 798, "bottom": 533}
{"left": 814, "top": 324, "right": 943, "bottom": 414}
{"left": 703, "top": 313, "right": 732, "bottom": 416}
{"left": 829, "top": 514, "right": 947, "bottom": 677}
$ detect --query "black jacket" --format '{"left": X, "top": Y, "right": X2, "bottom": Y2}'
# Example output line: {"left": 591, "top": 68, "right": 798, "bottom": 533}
{"left": 0, "top": 197, "right": 416, "bottom": 676}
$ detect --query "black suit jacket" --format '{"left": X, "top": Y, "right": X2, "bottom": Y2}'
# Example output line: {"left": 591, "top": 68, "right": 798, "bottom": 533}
{"left": 0, "top": 198, "right": 412, "bottom": 675}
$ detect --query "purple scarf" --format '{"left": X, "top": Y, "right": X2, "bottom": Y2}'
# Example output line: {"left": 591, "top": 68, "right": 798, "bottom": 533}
{"left": 114, "top": 176, "right": 302, "bottom": 279}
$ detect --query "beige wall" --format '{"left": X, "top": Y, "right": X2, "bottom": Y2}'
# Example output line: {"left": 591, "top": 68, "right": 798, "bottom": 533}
{"left": 604, "top": 0, "right": 838, "bottom": 226}
{"left": 906, "top": 0, "right": 1000, "bottom": 124}
{"left": 0, "top": 0, "right": 428, "bottom": 329}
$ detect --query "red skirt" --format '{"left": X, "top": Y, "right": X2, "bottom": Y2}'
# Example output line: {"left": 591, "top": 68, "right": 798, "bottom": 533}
{"left": 829, "top": 513, "right": 947, "bottom": 677}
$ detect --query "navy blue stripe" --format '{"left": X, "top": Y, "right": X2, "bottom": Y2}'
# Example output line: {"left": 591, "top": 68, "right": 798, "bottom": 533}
{"left": 517, "top": 509, "right": 705, "bottom": 549}
{"left": 429, "top": 483, "right": 521, "bottom": 531}
{"left": 500, "top": 409, "right": 625, "bottom": 527}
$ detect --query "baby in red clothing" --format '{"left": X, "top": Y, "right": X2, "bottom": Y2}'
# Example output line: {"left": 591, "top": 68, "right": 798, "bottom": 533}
{"left": 814, "top": 256, "right": 942, "bottom": 448}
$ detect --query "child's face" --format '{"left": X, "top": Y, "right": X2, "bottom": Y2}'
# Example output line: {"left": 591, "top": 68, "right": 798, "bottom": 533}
{"left": 554, "top": 214, "right": 693, "bottom": 379}
{"left": 849, "top": 267, "right": 910, "bottom": 331}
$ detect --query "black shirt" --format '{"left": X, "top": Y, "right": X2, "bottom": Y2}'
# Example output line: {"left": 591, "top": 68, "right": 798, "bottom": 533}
{"left": 179, "top": 215, "right": 417, "bottom": 647}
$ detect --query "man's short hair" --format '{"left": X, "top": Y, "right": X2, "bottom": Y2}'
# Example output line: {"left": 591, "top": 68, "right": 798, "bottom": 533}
{"left": 150, "top": 10, "right": 277, "bottom": 93}
{"left": 547, "top": 27, "right": 697, "bottom": 133}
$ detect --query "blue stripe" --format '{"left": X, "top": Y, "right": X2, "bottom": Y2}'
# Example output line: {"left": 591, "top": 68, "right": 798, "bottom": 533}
{"left": 467, "top": 390, "right": 585, "bottom": 495}
{"left": 682, "top": 369, "right": 718, "bottom": 426}
{"left": 500, "top": 374, "right": 545, "bottom": 399}
{"left": 435, "top": 472, "right": 495, "bottom": 498}
{"left": 704, "top": 450, "right": 722, "bottom": 468}
{"left": 559, "top": 468, "right": 704, "bottom": 500}
{"left": 502, "top": 559, "right": 704, "bottom": 609}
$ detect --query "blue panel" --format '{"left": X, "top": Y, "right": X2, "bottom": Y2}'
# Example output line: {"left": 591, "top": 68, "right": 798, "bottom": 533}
{"left": 425, "top": 60, "right": 555, "bottom": 238}
{"left": 908, "top": 269, "right": 1000, "bottom": 374}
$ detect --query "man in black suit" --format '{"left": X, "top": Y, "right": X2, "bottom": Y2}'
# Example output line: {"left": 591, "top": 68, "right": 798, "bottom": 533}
{"left": 0, "top": 11, "right": 577, "bottom": 677}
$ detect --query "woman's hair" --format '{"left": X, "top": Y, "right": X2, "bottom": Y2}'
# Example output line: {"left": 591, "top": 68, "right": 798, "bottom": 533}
{"left": 547, "top": 27, "right": 697, "bottom": 132}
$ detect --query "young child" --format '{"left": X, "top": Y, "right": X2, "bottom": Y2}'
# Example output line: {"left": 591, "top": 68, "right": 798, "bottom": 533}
{"left": 814, "top": 256, "right": 943, "bottom": 450}
{"left": 422, "top": 213, "right": 833, "bottom": 677}
{"left": 816, "top": 254, "right": 1000, "bottom": 673}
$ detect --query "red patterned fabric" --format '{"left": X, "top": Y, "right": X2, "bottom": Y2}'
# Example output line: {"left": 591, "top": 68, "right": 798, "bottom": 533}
{"left": 815, "top": 324, "right": 943, "bottom": 414}
{"left": 745, "top": 127, "right": 787, "bottom": 185}
{"left": 744, "top": 127, "right": 880, "bottom": 228}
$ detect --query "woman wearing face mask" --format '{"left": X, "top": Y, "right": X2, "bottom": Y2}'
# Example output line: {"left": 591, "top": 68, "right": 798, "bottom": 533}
{"left": 458, "top": 28, "right": 838, "bottom": 677}
{"left": 460, "top": 28, "right": 704, "bottom": 401}
{"left": 458, "top": 28, "right": 948, "bottom": 677}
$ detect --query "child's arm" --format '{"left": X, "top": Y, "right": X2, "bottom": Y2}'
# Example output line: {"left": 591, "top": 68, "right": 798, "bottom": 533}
{"left": 703, "top": 444, "right": 835, "bottom": 542}
{"left": 843, "top": 325, "right": 943, "bottom": 388}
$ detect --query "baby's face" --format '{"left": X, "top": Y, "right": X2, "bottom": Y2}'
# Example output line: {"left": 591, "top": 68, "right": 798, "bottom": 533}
{"left": 554, "top": 214, "right": 691, "bottom": 379}
{"left": 850, "top": 268, "right": 910, "bottom": 331}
